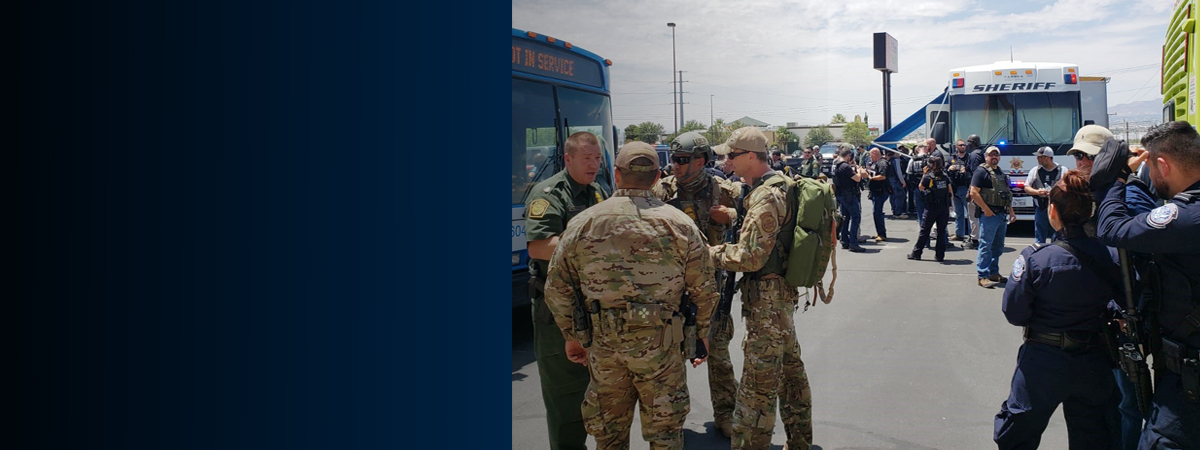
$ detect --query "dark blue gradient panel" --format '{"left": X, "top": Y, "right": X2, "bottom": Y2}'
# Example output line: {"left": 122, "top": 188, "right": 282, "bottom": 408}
{"left": 11, "top": 1, "right": 492, "bottom": 448}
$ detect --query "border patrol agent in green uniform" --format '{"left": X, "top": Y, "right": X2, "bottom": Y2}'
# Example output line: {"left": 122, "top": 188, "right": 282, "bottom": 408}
{"left": 653, "top": 131, "right": 743, "bottom": 437}
{"left": 525, "top": 131, "right": 608, "bottom": 450}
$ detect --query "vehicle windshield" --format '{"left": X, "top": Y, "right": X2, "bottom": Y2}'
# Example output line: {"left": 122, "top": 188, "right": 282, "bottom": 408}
{"left": 951, "top": 92, "right": 1079, "bottom": 145}
{"left": 511, "top": 79, "right": 615, "bottom": 205}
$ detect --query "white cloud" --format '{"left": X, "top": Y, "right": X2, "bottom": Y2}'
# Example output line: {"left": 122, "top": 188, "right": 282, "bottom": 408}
{"left": 513, "top": 0, "right": 1173, "bottom": 130}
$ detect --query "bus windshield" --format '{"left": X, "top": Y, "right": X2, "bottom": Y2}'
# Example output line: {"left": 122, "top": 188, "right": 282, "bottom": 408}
{"left": 511, "top": 79, "right": 614, "bottom": 205}
{"left": 952, "top": 92, "right": 1079, "bottom": 145}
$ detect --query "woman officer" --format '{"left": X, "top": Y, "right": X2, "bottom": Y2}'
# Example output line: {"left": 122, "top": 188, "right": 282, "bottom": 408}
{"left": 907, "top": 155, "right": 951, "bottom": 262}
{"left": 993, "top": 170, "right": 1120, "bottom": 449}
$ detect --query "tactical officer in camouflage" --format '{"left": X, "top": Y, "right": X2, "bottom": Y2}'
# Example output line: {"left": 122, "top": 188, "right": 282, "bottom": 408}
{"left": 544, "top": 141, "right": 720, "bottom": 450}
{"left": 524, "top": 131, "right": 609, "bottom": 450}
{"left": 653, "top": 131, "right": 743, "bottom": 437}
{"left": 711, "top": 126, "right": 814, "bottom": 450}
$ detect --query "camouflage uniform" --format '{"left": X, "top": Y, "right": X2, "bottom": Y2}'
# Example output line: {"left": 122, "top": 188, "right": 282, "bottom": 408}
{"left": 653, "top": 171, "right": 742, "bottom": 433}
{"left": 544, "top": 188, "right": 720, "bottom": 450}
{"left": 525, "top": 169, "right": 607, "bottom": 450}
{"left": 710, "top": 170, "right": 813, "bottom": 450}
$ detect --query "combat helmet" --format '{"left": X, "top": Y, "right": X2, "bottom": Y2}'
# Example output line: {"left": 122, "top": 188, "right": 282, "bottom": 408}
{"left": 670, "top": 131, "right": 713, "bottom": 163}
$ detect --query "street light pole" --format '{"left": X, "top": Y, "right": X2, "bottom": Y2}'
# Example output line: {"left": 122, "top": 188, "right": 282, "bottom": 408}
{"left": 668, "top": 22, "right": 677, "bottom": 135}
{"left": 710, "top": 94, "right": 714, "bottom": 142}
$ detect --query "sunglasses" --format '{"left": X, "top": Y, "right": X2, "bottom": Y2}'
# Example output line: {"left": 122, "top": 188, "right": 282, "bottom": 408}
{"left": 1072, "top": 153, "right": 1095, "bottom": 161}
{"left": 671, "top": 155, "right": 693, "bottom": 165}
{"left": 956, "top": 144, "right": 966, "bottom": 147}
{"left": 729, "top": 150, "right": 752, "bottom": 159}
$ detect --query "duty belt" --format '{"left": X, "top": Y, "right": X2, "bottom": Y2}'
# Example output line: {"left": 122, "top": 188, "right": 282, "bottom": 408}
{"left": 1159, "top": 337, "right": 1200, "bottom": 402}
{"left": 1023, "top": 327, "right": 1103, "bottom": 352}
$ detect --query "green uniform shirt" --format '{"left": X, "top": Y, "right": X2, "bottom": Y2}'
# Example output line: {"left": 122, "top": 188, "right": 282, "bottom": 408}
{"left": 525, "top": 169, "right": 607, "bottom": 323}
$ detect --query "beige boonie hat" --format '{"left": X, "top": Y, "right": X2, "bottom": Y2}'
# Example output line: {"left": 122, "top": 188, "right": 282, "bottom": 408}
{"left": 615, "top": 142, "right": 660, "bottom": 170}
{"left": 1069, "top": 125, "right": 1114, "bottom": 156}
{"left": 714, "top": 126, "right": 768, "bottom": 155}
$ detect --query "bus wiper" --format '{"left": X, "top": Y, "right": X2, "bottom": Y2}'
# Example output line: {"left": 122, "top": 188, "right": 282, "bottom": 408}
{"left": 985, "top": 122, "right": 1010, "bottom": 147}
{"left": 522, "top": 117, "right": 567, "bottom": 202}
{"left": 1024, "top": 119, "right": 1049, "bottom": 147}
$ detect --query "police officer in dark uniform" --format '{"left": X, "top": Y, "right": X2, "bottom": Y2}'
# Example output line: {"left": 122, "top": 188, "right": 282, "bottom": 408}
{"left": 994, "top": 170, "right": 1121, "bottom": 449}
{"left": 907, "top": 156, "right": 951, "bottom": 262}
{"left": 524, "top": 131, "right": 609, "bottom": 450}
{"left": 833, "top": 149, "right": 868, "bottom": 252}
{"left": 1096, "top": 121, "right": 1200, "bottom": 449}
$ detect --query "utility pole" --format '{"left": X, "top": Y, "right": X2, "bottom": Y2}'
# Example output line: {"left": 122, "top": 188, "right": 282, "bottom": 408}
{"left": 1125, "top": 119, "right": 1130, "bottom": 141}
{"left": 710, "top": 94, "right": 714, "bottom": 142}
{"left": 668, "top": 23, "right": 677, "bottom": 135}
{"left": 679, "top": 70, "right": 687, "bottom": 129}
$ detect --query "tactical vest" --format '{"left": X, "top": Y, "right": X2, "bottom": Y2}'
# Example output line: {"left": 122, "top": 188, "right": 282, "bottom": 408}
{"left": 662, "top": 175, "right": 727, "bottom": 246}
{"left": 978, "top": 167, "right": 1013, "bottom": 209}
{"left": 925, "top": 173, "right": 951, "bottom": 206}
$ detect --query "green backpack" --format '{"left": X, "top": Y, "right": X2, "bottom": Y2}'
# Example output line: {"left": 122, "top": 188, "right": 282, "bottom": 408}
{"left": 761, "top": 175, "right": 841, "bottom": 304}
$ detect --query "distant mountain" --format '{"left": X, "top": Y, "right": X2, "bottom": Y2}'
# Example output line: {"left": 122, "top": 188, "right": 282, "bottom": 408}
{"left": 1108, "top": 98, "right": 1163, "bottom": 118}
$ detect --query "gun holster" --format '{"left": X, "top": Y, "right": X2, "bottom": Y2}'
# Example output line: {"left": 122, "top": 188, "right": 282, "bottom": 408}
{"left": 1160, "top": 337, "right": 1200, "bottom": 402}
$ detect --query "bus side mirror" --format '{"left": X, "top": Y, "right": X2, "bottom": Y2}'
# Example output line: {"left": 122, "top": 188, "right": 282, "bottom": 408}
{"left": 931, "top": 123, "right": 948, "bottom": 145}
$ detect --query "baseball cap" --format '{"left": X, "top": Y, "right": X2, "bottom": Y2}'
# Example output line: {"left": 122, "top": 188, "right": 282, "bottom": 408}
{"left": 615, "top": 142, "right": 660, "bottom": 170}
{"left": 670, "top": 131, "right": 710, "bottom": 155}
{"left": 811, "top": 145, "right": 819, "bottom": 151}
{"left": 1068, "top": 125, "right": 1114, "bottom": 156}
{"left": 713, "top": 143, "right": 730, "bottom": 155}
{"left": 985, "top": 146, "right": 1001, "bottom": 155}
{"left": 714, "top": 126, "right": 768, "bottom": 155}
{"left": 1032, "top": 146, "right": 1054, "bottom": 157}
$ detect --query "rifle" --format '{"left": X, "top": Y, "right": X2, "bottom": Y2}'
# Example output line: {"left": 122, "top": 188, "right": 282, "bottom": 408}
{"left": 680, "top": 292, "right": 705, "bottom": 361}
{"left": 573, "top": 288, "right": 598, "bottom": 348}
{"left": 1113, "top": 248, "right": 1154, "bottom": 416}
{"left": 711, "top": 183, "right": 748, "bottom": 330}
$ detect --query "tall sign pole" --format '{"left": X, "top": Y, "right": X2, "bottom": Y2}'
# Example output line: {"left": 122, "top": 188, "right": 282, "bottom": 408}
{"left": 873, "top": 32, "right": 898, "bottom": 132}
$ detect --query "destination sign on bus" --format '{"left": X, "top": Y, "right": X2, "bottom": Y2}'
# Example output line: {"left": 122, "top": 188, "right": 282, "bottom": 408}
{"left": 511, "top": 37, "right": 603, "bottom": 88}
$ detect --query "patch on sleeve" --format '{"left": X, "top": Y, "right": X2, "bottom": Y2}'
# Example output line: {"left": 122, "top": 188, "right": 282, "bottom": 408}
{"left": 528, "top": 198, "right": 551, "bottom": 219}
{"left": 1146, "top": 203, "right": 1179, "bottom": 229}
{"left": 1011, "top": 255, "right": 1026, "bottom": 282}
{"left": 759, "top": 214, "right": 777, "bottom": 233}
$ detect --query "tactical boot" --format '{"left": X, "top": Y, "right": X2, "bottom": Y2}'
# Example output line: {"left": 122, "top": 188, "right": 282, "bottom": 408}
{"left": 906, "top": 252, "right": 919, "bottom": 260}
{"left": 989, "top": 274, "right": 1008, "bottom": 283}
{"left": 978, "top": 278, "right": 999, "bottom": 288}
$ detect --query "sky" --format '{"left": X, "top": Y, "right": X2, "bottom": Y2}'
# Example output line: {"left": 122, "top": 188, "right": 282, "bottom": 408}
{"left": 513, "top": 0, "right": 1173, "bottom": 133}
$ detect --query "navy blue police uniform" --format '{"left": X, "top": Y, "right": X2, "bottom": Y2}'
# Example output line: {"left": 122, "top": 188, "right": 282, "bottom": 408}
{"left": 1097, "top": 179, "right": 1200, "bottom": 449}
{"left": 833, "top": 159, "right": 862, "bottom": 249}
{"left": 994, "top": 226, "right": 1121, "bottom": 449}
{"left": 910, "top": 170, "right": 952, "bottom": 261}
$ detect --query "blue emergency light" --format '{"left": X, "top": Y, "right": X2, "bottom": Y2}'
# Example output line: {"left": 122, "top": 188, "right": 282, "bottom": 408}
{"left": 998, "top": 140, "right": 1007, "bottom": 146}
{"left": 1064, "top": 73, "right": 1077, "bottom": 84}
{"left": 952, "top": 78, "right": 964, "bottom": 88}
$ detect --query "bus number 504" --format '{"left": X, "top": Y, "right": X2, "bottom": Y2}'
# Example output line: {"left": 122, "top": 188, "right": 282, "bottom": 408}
{"left": 512, "top": 224, "right": 526, "bottom": 238}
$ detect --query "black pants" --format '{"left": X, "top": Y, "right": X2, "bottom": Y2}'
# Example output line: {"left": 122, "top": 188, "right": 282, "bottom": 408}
{"left": 912, "top": 204, "right": 949, "bottom": 260}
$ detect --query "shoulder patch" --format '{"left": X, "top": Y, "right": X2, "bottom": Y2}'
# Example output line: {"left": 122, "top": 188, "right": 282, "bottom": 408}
{"left": 1011, "top": 255, "right": 1026, "bottom": 282}
{"left": 528, "top": 198, "right": 551, "bottom": 219}
{"left": 1147, "top": 203, "right": 1179, "bottom": 229}
{"left": 760, "top": 214, "right": 777, "bottom": 233}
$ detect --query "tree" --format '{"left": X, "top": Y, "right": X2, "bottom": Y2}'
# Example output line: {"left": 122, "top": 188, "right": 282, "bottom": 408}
{"left": 681, "top": 120, "right": 707, "bottom": 133}
{"left": 623, "top": 124, "right": 640, "bottom": 143}
{"left": 831, "top": 114, "right": 847, "bottom": 124}
{"left": 662, "top": 120, "right": 709, "bottom": 144}
{"left": 775, "top": 126, "right": 797, "bottom": 149}
{"left": 709, "top": 118, "right": 728, "bottom": 144}
{"left": 804, "top": 125, "right": 834, "bottom": 149}
{"left": 842, "top": 119, "right": 871, "bottom": 148}
{"left": 634, "top": 122, "right": 665, "bottom": 144}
